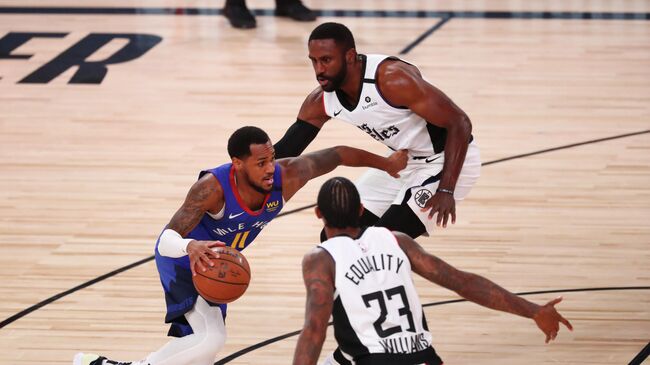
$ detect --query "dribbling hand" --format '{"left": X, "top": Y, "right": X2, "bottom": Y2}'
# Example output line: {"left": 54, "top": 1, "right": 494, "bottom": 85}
{"left": 385, "top": 149, "right": 408, "bottom": 178}
{"left": 533, "top": 297, "right": 573, "bottom": 343}
{"left": 187, "top": 240, "right": 226, "bottom": 277}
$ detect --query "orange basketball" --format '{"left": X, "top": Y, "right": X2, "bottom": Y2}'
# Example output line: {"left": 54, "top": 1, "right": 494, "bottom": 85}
{"left": 193, "top": 246, "right": 251, "bottom": 304}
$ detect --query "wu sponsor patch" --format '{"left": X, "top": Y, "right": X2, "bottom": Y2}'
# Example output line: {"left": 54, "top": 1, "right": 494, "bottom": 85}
{"left": 265, "top": 200, "right": 280, "bottom": 212}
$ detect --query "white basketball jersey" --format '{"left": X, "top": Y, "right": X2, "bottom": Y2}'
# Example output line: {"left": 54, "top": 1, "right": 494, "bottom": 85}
{"left": 322, "top": 54, "right": 447, "bottom": 157}
{"left": 319, "top": 227, "right": 441, "bottom": 365}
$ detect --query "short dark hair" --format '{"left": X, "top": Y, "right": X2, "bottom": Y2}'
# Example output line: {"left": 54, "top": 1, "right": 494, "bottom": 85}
{"left": 308, "top": 22, "right": 356, "bottom": 51}
{"left": 227, "top": 126, "right": 271, "bottom": 159}
{"left": 317, "top": 177, "right": 361, "bottom": 228}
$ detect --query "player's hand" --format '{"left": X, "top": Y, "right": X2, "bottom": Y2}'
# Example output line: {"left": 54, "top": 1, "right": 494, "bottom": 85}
{"left": 533, "top": 297, "right": 573, "bottom": 343}
{"left": 187, "top": 240, "right": 226, "bottom": 277}
{"left": 385, "top": 149, "right": 408, "bottom": 178}
{"left": 421, "top": 190, "right": 456, "bottom": 227}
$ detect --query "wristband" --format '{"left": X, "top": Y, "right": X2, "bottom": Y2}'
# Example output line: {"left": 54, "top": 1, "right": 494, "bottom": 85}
{"left": 436, "top": 188, "right": 454, "bottom": 195}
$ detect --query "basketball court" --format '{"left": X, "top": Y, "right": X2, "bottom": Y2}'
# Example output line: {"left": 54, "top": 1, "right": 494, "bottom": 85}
{"left": 0, "top": 1, "right": 649, "bottom": 364}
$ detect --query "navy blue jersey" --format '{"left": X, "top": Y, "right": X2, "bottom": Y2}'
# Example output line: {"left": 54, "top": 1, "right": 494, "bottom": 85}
{"left": 154, "top": 162, "right": 284, "bottom": 337}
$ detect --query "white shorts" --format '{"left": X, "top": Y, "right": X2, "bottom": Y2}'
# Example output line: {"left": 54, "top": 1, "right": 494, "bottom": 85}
{"left": 355, "top": 142, "right": 481, "bottom": 234}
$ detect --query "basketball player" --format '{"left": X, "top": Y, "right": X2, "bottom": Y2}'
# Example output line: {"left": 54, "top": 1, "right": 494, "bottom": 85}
{"left": 73, "top": 127, "right": 407, "bottom": 365}
{"left": 293, "top": 177, "right": 573, "bottom": 365}
{"left": 273, "top": 22, "right": 481, "bottom": 239}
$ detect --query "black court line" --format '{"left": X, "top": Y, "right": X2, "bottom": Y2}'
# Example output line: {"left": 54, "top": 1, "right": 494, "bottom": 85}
{"left": 0, "top": 128, "right": 647, "bottom": 331}
{"left": 629, "top": 342, "right": 650, "bottom": 365}
{"left": 276, "top": 203, "right": 316, "bottom": 218}
{"left": 399, "top": 15, "right": 452, "bottom": 55}
{"left": 214, "top": 286, "right": 650, "bottom": 364}
{"left": 0, "top": 256, "right": 154, "bottom": 329}
{"left": 0, "top": 7, "right": 649, "bottom": 20}
{"left": 483, "top": 130, "right": 650, "bottom": 166}
{"left": 421, "top": 286, "right": 650, "bottom": 308}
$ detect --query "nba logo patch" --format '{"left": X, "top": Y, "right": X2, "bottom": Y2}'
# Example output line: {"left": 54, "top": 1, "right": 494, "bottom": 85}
{"left": 413, "top": 189, "right": 432, "bottom": 208}
{"left": 358, "top": 240, "right": 369, "bottom": 253}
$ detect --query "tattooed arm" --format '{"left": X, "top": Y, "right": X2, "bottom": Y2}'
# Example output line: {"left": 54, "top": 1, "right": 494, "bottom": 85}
{"left": 167, "top": 174, "right": 223, "bottom": 236}
{"left": 292, "top": 248, "right": 335, "bottom": 365}
{"left": 279, "top": 145, "right": 407, "bottom": 201}
{"left": 163, "top": 174, "right": 225, "bottom": 276}
{"left": 393, "top": 232, "right": 573, "bottom": 343}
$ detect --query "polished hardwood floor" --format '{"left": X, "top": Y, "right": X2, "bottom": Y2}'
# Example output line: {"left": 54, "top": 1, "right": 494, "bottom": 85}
{"left": 0, "top": 1, "right": 648, "bottom": 364}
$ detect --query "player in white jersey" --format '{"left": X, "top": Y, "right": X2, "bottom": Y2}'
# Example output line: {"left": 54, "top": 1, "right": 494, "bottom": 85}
{"left": 292, "top": 177, "right": 573, "bottom": 365}
{"left": 273, "top": 22, "right": 481, "bottom": 239}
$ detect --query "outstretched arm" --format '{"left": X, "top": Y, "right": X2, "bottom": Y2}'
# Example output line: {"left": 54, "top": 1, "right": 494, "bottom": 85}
{"left": 159, "top": 174, "right": 225, "bottom": 276}
{"left": 394, "top": 232, "right": 573, "bottom": 343}
{"left": 279, "top": 146, "right": 407, "bottom": 201}
{"left": 292, "top": 248, "right": 335, "bottom": 365}
{"left": 274, "top": 88, "right": 331, "bottom": 159}
{"left": 379, "top": 60, "right": 472, "bottom": 227}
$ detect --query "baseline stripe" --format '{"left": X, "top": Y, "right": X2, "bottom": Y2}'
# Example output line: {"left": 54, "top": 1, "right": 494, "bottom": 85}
{"left": 0, "top": 7, "right": 649, "bottom": 20}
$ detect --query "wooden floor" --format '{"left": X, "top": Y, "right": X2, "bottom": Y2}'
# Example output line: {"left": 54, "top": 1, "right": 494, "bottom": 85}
{"left": 1, "top": 1, "right": 649, "bottom": 364}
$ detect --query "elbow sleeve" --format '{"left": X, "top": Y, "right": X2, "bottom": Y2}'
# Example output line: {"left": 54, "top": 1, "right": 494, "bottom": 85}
{"left": 157, "top": 228, "right": 193, "bottom": 258}
{"left": 273, "top": 119, "right": 320, "bottom": 158}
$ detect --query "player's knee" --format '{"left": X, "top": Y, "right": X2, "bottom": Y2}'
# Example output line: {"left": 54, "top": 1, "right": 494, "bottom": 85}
{"left": 205, "top": 318, "right": 227, "bottom": 352}
{"left": 201, "top": 309, "right": 227, "bottom": 356}
{"left": 188, "top": 304, "right": 227, "bottom": 362}
{"left": 190, "top": 324, "right": 226, "bottom": 364}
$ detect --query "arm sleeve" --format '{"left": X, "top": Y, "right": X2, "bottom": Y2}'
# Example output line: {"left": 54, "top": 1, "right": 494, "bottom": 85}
{"left": 157, "top": 228, "right": 193, "bottom": 258}
{"left": 273, "top": 119, "right": 321, "bottom": 158}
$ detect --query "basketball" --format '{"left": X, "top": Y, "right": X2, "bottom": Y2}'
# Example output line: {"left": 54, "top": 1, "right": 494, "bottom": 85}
{"left": 193, "top": 246, "right": 251, "bottom": 304}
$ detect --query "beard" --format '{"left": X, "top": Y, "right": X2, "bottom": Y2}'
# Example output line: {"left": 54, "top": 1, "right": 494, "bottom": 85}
{"left": 318, "top": 62, "right": 347, "bottom": 92}
{"left": 245, "top": 174, "right": 273, "bottom": 194}
{"left": 251, "top": 182, "right": 272, "bottom": 194}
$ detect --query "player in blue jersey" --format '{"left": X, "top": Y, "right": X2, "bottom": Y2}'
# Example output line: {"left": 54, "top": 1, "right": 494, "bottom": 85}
{"left": 73, "top": 126, "right": 407, "bottom": 365}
